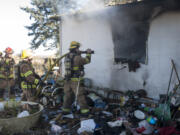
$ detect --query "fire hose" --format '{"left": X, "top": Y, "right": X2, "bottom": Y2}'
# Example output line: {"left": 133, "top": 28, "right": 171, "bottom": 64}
{"left": 35, "top": 50, "right": 94, "bottom": 97}
{"left": 36, "top": 53, "right": 68, "bottom": 97}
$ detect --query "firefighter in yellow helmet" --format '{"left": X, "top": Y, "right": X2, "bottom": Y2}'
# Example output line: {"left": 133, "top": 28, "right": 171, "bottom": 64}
{"left": 0, "top": 47, "right": 15, "bottom": 100}
{"left": 62, "top": 41, "right": 93, "bottom": 116}
{"left": 18, "top": 50, "right": 40, "bottom": 101}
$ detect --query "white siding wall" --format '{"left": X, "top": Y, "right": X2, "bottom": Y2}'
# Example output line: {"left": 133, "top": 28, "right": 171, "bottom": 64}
{"left": 62, "top": 11, "right": 180, "bottom": 98}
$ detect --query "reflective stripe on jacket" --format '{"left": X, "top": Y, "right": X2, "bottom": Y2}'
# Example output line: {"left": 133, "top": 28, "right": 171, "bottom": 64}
{"left": 0, "top": 57, "right": 15, "bottom": 79}
{"left": 71, "top": 77, "right": 83, "bottom": 82}
{"left": 21, "top": 79, "right": 39, "bottom": 89}
{"left": 70, "top": 53, "right": 91, "bottom": 80}
{"left": 21, "top": 81, "right": 36, "bottom": 89}
{"left": 19, "top": 60, "right": 39, "bottom": 89}
{"left": 20, "top": 70, "right": 33, "bottom": 78}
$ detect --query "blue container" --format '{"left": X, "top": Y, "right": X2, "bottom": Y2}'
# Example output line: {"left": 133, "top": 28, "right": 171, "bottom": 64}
{"left": 94, "top": 99, "right": 106, "bottom": 109}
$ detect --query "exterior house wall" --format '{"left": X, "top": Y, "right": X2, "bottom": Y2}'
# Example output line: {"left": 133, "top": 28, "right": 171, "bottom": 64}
{"left": 61, "top": 11, "right": 180, "bottom": 98}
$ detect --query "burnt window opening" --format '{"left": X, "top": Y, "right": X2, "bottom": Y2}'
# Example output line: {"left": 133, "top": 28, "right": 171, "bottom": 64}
{"left": 107, "top": 1, "right": 152, "bottom": 72}
{"left": 108, "top": 0, "right": 180, "bottom": 72}
{"left": 112, "top": 21, "right": 149, "bottom": 65}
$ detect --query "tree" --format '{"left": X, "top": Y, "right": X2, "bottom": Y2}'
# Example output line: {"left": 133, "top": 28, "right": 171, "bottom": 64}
{"left": 21, "top": 0, "right": 96, "bottom": 51}
{"left": 21, "top": 0, "right": 61, "bottom": 50}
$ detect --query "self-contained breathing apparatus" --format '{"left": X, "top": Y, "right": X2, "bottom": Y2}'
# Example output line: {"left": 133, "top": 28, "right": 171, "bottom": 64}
{"left": 64, "top": 50, "right": 94, "bottom": 80}
{"left": 64, "top": 53, "right": 84, "bottom": 80}
{"left": 4, "top": 59, "right": 14, "bottom": 77}
{"left": 64, "top": 53, "right": 73, "bottom": 80}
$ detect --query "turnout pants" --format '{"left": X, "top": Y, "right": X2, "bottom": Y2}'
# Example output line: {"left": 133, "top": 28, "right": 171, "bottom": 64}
{"left": 21, "top": 88, "right": 36, "bottom": 101}
{"left": 0, "top": 78, "right": 15, "bottom": 99}
{"left": 21, "top": 81, "right": 37, "bottom": 101}
{"left": 63, "top": 80, "right": 88, "bottom": 111}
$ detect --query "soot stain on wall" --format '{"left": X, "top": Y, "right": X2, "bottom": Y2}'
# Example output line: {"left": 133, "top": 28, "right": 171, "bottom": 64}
{"left": 109, "top": 0, "right": 180, "bottom": 65}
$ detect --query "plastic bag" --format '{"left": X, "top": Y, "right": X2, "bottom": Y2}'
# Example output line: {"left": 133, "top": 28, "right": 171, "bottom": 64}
{"left": 17, "top": 111, "right": 30, "bottom": 118}
{"left": 0, "top": 103, "right": 4, "bottom": 111}
{"left": 107, "top": 119, "right": 123, "bottom": 128}
{"left": 77, "top": 119, "right": 96, "bottom": 134}
{"left": 51, "top": 124, "right": 63, "bottom": 134}
{"left": 154, "top": 104, "right": 171, "bottom": 121}
{"left": 138, "top": 120, "right": 153, "bottom": 134}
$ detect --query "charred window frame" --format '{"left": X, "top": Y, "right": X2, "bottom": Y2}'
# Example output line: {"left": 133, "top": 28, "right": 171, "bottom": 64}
{"left": 108, "top": 2, "right": 153, "bottom": 65}
{"left": 111, "top": 21, "right": 149, "bottom": 64}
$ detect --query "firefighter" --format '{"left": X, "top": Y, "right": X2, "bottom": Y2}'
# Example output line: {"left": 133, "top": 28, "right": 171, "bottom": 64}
{"left": 0, "top": 47, "right": 15, "bottom": 100}
{"left": 0, "top": 51, "right": 3, "bottom": 67}
{"left": 19, "top": 50, "right": 40, "bottom": 101}
{"left": 62, "top": 41, "right": 93, "bottom": 116}
{"left": 0, "top": 51, "right": 4, "bottom": 100}
{"left": 0, "top": 51, "right": 3, "bottom": 59}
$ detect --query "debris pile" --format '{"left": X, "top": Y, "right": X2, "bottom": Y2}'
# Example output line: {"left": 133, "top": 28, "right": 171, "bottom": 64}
{"left": 1, "top": 74, "right": 179, "bottom": 135}
{"left": 12, "top": 85, "right": 180, "bottom": 135}
{"left": 0, "top": 102, "right": 39, "bottom": 119}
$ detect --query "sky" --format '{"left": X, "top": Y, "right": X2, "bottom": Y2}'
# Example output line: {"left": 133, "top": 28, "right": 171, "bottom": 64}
{"left": 0, "top": 0, "right": 56, "bottom": 56}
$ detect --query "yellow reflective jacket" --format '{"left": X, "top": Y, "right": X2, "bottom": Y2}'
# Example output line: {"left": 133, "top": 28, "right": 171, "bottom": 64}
{"left": 0, "top": 57, "right": 15, "bottom": 79}
{"left": 19, "top": 60, "right": 39, "bottom": 89}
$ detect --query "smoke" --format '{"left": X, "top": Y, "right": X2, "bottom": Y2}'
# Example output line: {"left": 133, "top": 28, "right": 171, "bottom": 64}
{"left": 58, "top": 0, "right": 105, "bottom": 15}
{"left": 58, "top": 0, "right": 151, "bottom": 92}
{"left": 142, "top": 69, "right": 149, "bottom": 87}
{"left": 80, "top": 0, "right": 105, "bottom": 12}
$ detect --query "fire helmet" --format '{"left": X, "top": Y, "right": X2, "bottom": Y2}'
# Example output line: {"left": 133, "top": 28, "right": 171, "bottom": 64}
{"left": 5, "top": 47, "right": 13, "bottom": 54}
{"left": 69, "top": 41, "right": 80, "bottom": 50}
{"left": 21, "top": 49, "right": 32, "bottom": 59}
